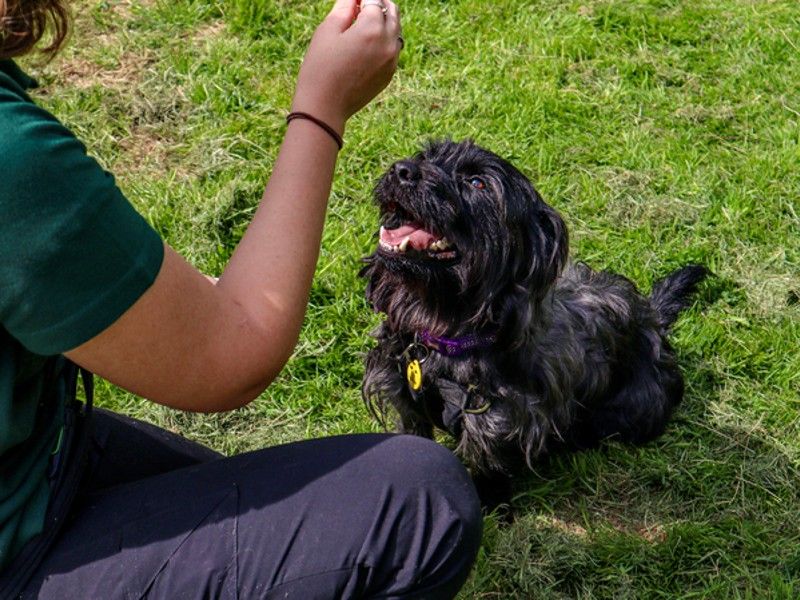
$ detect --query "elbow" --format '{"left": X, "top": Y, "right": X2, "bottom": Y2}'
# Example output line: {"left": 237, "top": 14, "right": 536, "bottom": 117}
{"left": 188, "top": 304, "right": 300, "bottom": 413}
{"left": 188, "top": 371, "right": 269, "bottom": 413}
{"left": 193, "top": 350, "right": 292, "bottom": 414}
{"left": 220, "top": 371, "right": 277, "bottom": 412}
{"left": 189, "top": 380, "right": 268, "bottom": 414}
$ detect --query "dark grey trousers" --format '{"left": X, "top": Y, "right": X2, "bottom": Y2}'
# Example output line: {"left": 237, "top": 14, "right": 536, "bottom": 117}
{"left": 21, "top": 409, "right": 482, "bottom": 599}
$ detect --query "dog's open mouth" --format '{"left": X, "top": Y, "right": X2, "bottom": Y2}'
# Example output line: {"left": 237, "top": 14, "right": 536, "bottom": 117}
{"left": 378, "top": 222, "right": 457, "bottom": 260}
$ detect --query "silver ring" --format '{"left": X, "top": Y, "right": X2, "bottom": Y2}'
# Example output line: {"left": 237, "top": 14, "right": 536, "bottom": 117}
{"left": 361, "top": 0, "right": 388, "bottom": 14}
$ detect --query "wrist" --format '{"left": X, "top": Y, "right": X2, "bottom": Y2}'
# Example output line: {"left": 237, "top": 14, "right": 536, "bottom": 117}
{"left": 286, "top": 112, "right": 344, "bottom": 150}
{"left": 289, "top": 100, "right": 347, "bottom": 139}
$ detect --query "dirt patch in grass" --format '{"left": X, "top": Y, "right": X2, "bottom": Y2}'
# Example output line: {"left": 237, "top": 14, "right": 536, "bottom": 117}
{"left": 115, "top": 129, "right": 174, "bottom": 175}
{"left": 601, "top": 513, "right": 669, "bottom": 543}
{"left": 107, "top": 0, "right": 157, "bottom": 21}
{"left": 540, "top": 515, "right": 589, "bottom": 538}
{"left": 542, "top": 507, "right": 669, "bottom": 544}
{"left": 599, "top": 167, "right": 706, "bottom": 227}
{"left": 192, "top": 20, "right": 227, "bottom": 43}
{"left": 48, "top": 50, "right": 183, "bottom": 176}
{"left": 55, "top": 51, "right": 157, "bottom": 90}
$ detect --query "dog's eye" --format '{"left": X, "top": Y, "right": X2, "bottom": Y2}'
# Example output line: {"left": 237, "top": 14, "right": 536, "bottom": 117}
{"left": 468, "top": 177, "right": 486, "bottom": 190}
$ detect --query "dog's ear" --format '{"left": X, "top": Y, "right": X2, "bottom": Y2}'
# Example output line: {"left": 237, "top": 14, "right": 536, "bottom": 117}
{"left": 493, "top": 186, "right": 568, "bottom": 347}
{"left": 512, "top": 189, "right": 569, "bottom": 296}
{"left": 530, "top": 201, "right": 569, "bottom": 292}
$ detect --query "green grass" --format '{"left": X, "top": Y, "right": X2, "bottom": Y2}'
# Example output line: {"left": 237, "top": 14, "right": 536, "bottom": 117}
{"left": 22, "top": 0, "right": 800, "bottom": 596}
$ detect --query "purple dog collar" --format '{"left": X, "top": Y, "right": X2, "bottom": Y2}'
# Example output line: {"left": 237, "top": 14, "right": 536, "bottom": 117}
{"left": 418, "top": 330, "right": 497, "bottom": 358}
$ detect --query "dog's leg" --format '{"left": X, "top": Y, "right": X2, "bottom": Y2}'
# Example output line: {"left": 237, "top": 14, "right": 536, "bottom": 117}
{"left": 395, "top": 402, "right": 434, "bottom": 439}
{"left": 570, "top": 358, "right": 683, "bottom": 448}
{"left": 471, "top": 469, "right": 514, "bottom": 522}
{"left": 364, "top": 342, "right": 435, "bottom": 438}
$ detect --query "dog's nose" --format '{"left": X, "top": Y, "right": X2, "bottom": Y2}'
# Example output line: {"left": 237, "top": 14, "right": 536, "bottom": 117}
{"left": 393, "top": 160, "right": 420, "bottom": 185}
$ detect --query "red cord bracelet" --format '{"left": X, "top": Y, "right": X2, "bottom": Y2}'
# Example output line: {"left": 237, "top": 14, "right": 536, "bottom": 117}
{"left": 286, "top": 112, "right": 344, "bottom": 150}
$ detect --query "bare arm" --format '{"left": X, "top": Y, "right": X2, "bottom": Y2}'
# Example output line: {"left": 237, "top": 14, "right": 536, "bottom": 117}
{"left": 65, "top": 0, "right": 402, "bottom": 412}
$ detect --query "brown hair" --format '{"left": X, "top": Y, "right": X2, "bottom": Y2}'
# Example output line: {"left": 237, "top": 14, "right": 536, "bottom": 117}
{"left": 0, "top": 0, "right": 70, "bottom": 60}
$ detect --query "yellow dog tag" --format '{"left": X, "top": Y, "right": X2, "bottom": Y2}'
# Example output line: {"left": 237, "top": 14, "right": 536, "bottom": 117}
{"left": 407, "top": 360, "right": 423, "bottom": 391}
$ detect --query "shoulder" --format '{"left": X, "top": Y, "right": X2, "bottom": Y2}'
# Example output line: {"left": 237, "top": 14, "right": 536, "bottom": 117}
{"left": 0, "top": 86, "right": 116, "bottom": 221}
{"left": 0, "top": 85, "right": 86, "bottom": 160}
{"left": 0, "top": 85, "right": 74, "bottom": 165}
{"left": 0, "top": 85, "right": 165, "bottom": 355}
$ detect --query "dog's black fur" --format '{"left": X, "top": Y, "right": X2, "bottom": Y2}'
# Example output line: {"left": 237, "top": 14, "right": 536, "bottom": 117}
{"left": 360, "top": 140, "right": 708, "bottom": 510}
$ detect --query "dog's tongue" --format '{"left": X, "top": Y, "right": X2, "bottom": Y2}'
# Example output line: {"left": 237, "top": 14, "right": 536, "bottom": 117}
{"left": 380, "top": 223, "right": 440, "bottom": 250}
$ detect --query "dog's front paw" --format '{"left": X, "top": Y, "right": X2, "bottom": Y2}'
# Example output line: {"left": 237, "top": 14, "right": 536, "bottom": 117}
{"left": 472, "top": 471, "right": 515, "bottom": 524}
{"left": 396, "top": 411, "right": 434, "bottom": 439}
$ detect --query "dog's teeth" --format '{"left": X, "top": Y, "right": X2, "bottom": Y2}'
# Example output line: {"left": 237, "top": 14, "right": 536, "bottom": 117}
{"left": 430, "top": 240, "right": 441, "bottom": 251}
{"left": 440, "top": 237, "right": 451, "bottom": 249}
{"left": 399, "top": 237, "right": 410, "bottom": 252}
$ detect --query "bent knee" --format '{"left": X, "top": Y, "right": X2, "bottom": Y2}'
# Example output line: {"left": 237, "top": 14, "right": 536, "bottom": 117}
{"left": 377, "top": 435, "right": 476, "bottom": 494}
{"left": 374, "top": 435, "right": 483, "bottom": 552}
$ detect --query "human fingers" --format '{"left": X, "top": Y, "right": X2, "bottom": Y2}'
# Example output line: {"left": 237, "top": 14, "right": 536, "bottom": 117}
{"left": 327, "top": 0, "right": 359, "bottom": 31}
{"left": 293, "top": 0, "right": 400, "bottom": 128}
{"left": 355, "top": 0, "right": 401, "bottom": 49}
{"left": 358, "top": 0, "right": 389, "bottom": 24}
{"left": 385, "top": 0, "right": 401, "bottom": 38}
{"left": 384, "top": 0, "right": 405, "bottom": 50}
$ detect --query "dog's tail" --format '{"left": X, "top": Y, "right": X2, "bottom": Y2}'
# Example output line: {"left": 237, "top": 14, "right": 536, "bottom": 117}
{"left": 650, "top": 264, "right": 710, "bottom": 330}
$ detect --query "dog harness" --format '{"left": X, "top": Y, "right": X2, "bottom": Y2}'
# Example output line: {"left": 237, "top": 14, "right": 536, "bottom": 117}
{"left": 399, "top": 331, "right": 496, "bottom": 435}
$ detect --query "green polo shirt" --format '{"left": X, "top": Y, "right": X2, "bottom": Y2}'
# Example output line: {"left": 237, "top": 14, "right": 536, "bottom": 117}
{"left": 0, "top": 60, "right": 164, "bottom": 571}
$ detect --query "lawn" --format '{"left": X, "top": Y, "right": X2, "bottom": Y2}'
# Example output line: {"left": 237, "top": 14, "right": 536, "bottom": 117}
{"left": 22, "top": 0, "right": 800, "bottom": 597}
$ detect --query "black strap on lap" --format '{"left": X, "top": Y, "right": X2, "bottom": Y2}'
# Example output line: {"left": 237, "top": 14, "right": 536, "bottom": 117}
{"left": 0, "top": 359, "right": 94, "bottom": 598}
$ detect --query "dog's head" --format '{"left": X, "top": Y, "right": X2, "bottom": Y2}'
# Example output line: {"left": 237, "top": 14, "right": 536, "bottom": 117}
{"left": 362, "top": 140, "right": 568, "bottom": 337}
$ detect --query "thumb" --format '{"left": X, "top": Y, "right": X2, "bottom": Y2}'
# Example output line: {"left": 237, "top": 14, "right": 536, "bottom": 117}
{"left": 326, "top": 0, "right": 359, "bottom": 31}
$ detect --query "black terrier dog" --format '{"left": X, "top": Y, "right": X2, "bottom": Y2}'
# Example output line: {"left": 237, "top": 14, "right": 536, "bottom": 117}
{"left": 360, "top": 140, "right": 707, "bottom": 510}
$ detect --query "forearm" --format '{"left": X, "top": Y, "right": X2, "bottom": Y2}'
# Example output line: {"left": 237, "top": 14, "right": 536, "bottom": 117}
{"left": 64, "top": 0, "right": 402, "bottom": 412}
{"left": 216, "top": 119, "right": 341, "bottom": 364}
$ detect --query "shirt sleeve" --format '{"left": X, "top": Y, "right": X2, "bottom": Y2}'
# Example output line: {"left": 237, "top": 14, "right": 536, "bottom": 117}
{"left": 0, "top": 89, "right": 164, "bottom": 356}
